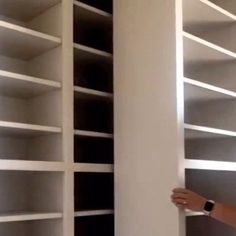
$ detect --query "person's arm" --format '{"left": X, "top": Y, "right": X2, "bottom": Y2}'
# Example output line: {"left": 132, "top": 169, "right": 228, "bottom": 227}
{"left": 171, "top": 188, "right": 236, "bottom": 228}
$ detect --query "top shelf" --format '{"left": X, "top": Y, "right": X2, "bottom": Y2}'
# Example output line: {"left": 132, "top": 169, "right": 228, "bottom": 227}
{"left": 183, "top": 0, "right": 236, "bottom": 30}
{"left": 0, "top": 0, "right": 60, "bottom": 21}
{"left": 77, "top": 0, "right": 112, "bottom": 14}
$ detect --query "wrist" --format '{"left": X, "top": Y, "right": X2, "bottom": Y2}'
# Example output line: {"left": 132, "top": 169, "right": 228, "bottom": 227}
{"left": 203, "top": 199, "right": 215, "bottom": 216}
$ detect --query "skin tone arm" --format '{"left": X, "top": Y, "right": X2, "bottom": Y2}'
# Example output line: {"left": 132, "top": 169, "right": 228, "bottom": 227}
{"left": 171, "top": 188, "right": 236, "bottom": 228}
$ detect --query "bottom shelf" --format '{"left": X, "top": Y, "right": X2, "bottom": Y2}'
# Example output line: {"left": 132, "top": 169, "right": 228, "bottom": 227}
{"left": 0, "top": 218, "right": 62, "bottom": 236}
{"left": 75, "top": 214, "right": 114, "bottom": 236}
{"left": 187, "top": 215, "right": 236, "bottom": 236}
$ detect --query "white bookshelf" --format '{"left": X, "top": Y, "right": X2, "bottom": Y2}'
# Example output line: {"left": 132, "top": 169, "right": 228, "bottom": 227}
{"left": 0, "top": 212, "right": 62, "bottom": 223}
{"left": 183, "top": 0, "right": 236, "bottom": 235}
{"left": 0, "top": 0, "right": 65, "bottom": 236}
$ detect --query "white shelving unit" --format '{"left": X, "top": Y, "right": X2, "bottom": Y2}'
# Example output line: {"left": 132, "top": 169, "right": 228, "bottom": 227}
{"left": 0, "top": 0, "right": 114, "bottom": 235}
{"left": 115, "top": 0, "right": 236, "bottom": 236}
{"left": 183, "top": 0, "right": 236, "bottom": 235}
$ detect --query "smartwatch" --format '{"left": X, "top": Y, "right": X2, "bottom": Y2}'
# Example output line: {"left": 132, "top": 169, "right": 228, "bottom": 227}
{"left": 203, "top": 200, "right": 215, "bottom": 216}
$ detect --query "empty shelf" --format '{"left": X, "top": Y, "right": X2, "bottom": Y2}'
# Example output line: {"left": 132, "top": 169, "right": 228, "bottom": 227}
{"left": 0, "top": 160, "right": 64, "bottom": 172}
{"left": 183, "top": 32, "right": 236, "bottom": 65}
{"left": 0, "top": 212, "right": 62, "bottom": 223}
{"left": 73, "top": 163, "right": 114, "bottom": 173}
{"left": 183, "top": 0, "right": 236, "bottom": 29}
{"left": 184, "top": 77, "right": 236, "bottom": 102}
{"left": 0, "top": 0, "right": 60, "bottom": 22}
{"left": 185, "top": 210, "right": 204, "bottom": 217}
{"left": 0, "top": 70, "right": 61, "bottom": 98}
{"left": 185, "top": 159, "right": 236, "bottom": 171}
{"left": 75, "top": 209, "right": 114, "bottom": 217}
{"left": 0, "top": 121, "right": 61, "bottom": 137}
{"left": 0, "top": 20, "right": 61, "bottom": 60}
{"left": 74, "top": 43, "right": 112, "bottom": 61}
{"left": 185, "top": 124, "right": 236, "bottom": 138}
{"left": 74, "top": 86, "right": 113, "bottom": 99}
{"left": 74, "top": 130, "right": 113, "bottom": 138}
{"left": 74, "top": 1, "right": 112, "bottom": 21}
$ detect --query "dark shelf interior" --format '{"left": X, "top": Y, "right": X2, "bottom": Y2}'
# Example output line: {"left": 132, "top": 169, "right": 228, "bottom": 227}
{"left": 74, "top": 172, "right": 114, "bottom": 211}
{"left": 74, "top": 135, "right": 113, "bottom": 164}
{"left": 78, "top": 0, "right": 113, "bottom": 14}
{"left": 74, "top": 58, "right": 113, "bottom": 93}
{"left": 187, "top": 215, "right": 236, "bottom": 236}
{"left": 75, "top": 214, "right": 114, "bottom": 236}
{"left": 74, "top": 95, "right": 113, "bottom": 133}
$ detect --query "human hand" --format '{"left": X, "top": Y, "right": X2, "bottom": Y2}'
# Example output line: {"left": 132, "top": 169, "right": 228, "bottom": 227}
{"left": 171, "top": 188, "right": 207, "bottom": 212}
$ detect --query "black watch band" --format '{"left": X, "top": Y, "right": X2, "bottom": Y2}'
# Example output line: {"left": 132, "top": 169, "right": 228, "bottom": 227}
{"left": 203, "top": 200, "right": 215, "bottom": 216}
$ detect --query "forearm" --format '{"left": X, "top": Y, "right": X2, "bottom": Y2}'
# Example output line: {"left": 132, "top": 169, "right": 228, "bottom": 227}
{"left": 211, "top": 202, "right": 236, "bottom": 228}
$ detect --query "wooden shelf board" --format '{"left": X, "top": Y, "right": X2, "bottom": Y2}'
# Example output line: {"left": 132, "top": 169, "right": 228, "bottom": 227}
{"left": 184, "top": 77, "right": 236, "bottom": 102}
{"left": 74, "top": 129, "right": 113, "bottom": 138}
{"left": 75, "top": 209, "right": 114, "bottom": 217}
{"left": 183, "top": 32, "right": 236, "bottom": 65}
{"left": 0, "top": 160, "right": 64, "bottom": 172}
{"left": 0, "top": 212, "right": 62, "bottom": 223}
{"left": 185, "top": 210, "right": 204, "bottom": 217}
{"left": 185, "top": 124, "right": 236, "bottom": 139}
{"left": 0, "top": 0, "right": 60, "bottom": 21}
{"left": 73, "top": 163, "right": 114, "bottom": 173}
{"left": 0, "top": 20, "right": 61, "bottom": 60}
{"left": 0, "top": 69, "right": 61, "bottom": 98}
{"left": 74, "top": 1, "right": 112, "bottom": 24}
{"left": 74, "top": 86, "right": 113, "bottom": 99}
{"left": 183, "top": 0, "right": 236, "bottom": 30}
{"left": 0, "top": 121, "right": 61, "bottom": 137}
{"left": 74, "top": 43, "right": 112, "bottom": 62}
{"left": 185, "top": 159, "right": 236, "bottom": 171}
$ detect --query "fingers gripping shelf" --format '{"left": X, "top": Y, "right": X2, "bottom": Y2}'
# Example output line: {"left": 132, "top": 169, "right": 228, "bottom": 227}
{"left": 183, "top": 0, "right": 236, "bottom": 235}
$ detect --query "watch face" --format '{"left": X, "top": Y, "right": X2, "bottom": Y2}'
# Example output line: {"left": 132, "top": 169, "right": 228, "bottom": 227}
{"left": 204, "top": 201, "right": 215, "bottom": 212}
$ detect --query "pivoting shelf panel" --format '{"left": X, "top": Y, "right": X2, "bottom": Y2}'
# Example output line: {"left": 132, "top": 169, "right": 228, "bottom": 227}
{"left": 187, "top": 215, "right": 236, "bottom": 236}
{"left": 0, "top": 121, "right": 61, "bottom": 137}
{"left": 0, "top": 20, "right": 61, "bottom": 60}
{"left": 0, "top": 212, "right": 62, "bottom": 223}
{"left": 0, "top": 70, "right": 61, "bottom": 98}
{"left": 184, "top": 78, "right": 236, "bottom": 103}
{"left": 78, "top": 0, "right": 113, "bottom": 14}
{"left": 74, "top": 1, "right": 112, "bottom": 53}
{"left": 75, "top": 214, "right": 114, "bottom": 236}
{"left": 0, "top": 0, "right": 60, "bottom": 22}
